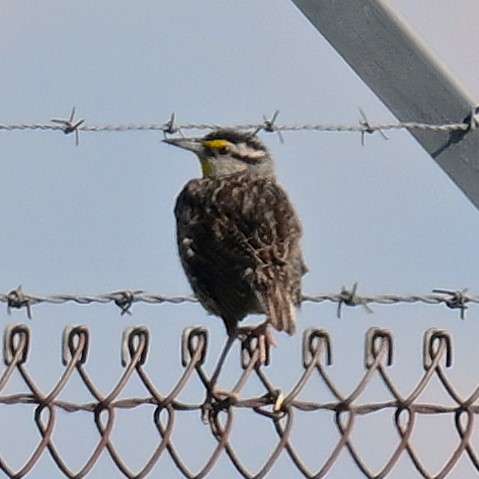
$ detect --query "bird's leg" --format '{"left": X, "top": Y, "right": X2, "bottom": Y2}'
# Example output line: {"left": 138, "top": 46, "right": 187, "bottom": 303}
{"left": 237, "top": 321, "right": 276, "bottom": 365}
{"left": 209, "top": 333, "right": 236, "bottom": 393}
{"left": 202, "top": 332, "right": 237, "bottom": 422}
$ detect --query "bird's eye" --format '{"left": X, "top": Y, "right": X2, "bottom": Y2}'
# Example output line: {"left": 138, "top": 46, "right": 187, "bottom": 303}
{"left": 218, "top": 146, "right": 230, "bottom": 155}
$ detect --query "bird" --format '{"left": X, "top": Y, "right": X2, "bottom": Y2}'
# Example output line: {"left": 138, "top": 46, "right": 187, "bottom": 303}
{"left": 163, "top": 128, "right": 307, "bottom": 394}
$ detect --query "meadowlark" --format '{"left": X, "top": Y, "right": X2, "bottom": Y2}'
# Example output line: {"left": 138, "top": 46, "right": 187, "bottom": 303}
{"left": 164, "top": 128, "right": 307, "bottom": 386}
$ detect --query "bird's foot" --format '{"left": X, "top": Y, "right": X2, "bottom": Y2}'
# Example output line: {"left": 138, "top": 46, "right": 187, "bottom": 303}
{"left": 201, "top": 386, "right": 239, "bottom": 424}
{"left": 237, "top": 321, "right": 276, "bottom": 366}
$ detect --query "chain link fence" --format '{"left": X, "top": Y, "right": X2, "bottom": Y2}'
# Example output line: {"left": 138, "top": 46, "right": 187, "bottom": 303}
{"left": 0, "top": 317, "right": 475, "bottom": 478}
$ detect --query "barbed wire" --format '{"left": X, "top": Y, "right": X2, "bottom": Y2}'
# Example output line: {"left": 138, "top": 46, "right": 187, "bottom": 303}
{"left": 2, "top": 285, "right": 473, "bottom": 319}
{"left": 1, "top": 107, "right": 479, "bottom": 145}
{"left": 0, "top": 324, "right": 476, "bottom": 478}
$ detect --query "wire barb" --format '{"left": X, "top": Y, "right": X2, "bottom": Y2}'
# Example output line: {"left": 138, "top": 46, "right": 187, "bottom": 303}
{"left": 260, "top": 110, "right": 284, "bottom": 143}
{"left": 160, "top": 112, "right": 184, "bottom": 138}
{"left": 336, "top": 283, "right": 373, "bottom": 318}
{"left": 432, "top": 288, "right": 469, "bottom": 319}
{"left": 50, "top": 107, "right": 85, "bottom": 145}
{"left": 359, "top": 108, "right": 389, "bottom": 146}
{"left": 465, "top": 106, "right": 479, "bottom": 131}
{"left": 112, "top": 289, "right": 142, "bottom": 315}
{"left": 6, "top": 285, "right": 32, "bottom": 319}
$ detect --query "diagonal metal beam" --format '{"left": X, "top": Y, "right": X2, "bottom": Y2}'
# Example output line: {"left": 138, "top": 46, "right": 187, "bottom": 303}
{"left": 291, "top": 0, "right": 479, "bottom": 210}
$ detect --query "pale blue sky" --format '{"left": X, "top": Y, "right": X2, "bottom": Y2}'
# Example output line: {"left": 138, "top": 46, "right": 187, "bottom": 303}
{"left": 0, "top": 1, "right": 478, "bottom": 477}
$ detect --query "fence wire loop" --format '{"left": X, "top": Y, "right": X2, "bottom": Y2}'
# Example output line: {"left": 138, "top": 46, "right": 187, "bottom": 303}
{"left": 432, "top": 288, "right": 469, "bottom": 319}
{"left": 33, "top": 404, "right": 56, "bottom": 473}
{"left": 394, "top": 406, "right": 414, "bottom": 441}
{"left": 455, "top": 408, "right": 475, "bottom": 444}
{"left": 6, "top": 285, "right": 32, "bottom": 319}
{"left": 423, "top": 328, "right": 453, "bottom": 369}
{"left": 302, "top": 327, "right": 332, "bottom": 367}
{"left": 3, "top": 323, "right": 29, "bottom": 366}
{"left": 181, "top": 326, "right": 208, "bottom": 367}
{"left": 240, "top": 330, "right": 271, "bottom": 368}
{"left": 364, "top": 327, "right": 393, "bottom": 368}
{"left": 62, "top": 325, "right": 89, "bottom": 366}
{"left": 121, "top": 326, "right": 150, "bottom": 367}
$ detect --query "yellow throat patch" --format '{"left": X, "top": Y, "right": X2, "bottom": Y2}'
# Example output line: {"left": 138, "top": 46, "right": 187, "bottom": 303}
{"left": 200, "top": 157, "right": 213, "bottom": 177}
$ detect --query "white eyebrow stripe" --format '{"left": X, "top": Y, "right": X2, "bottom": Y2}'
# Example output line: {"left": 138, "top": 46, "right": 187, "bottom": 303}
{"left": 236, "top": 143, "right": 266, "bottom": 159}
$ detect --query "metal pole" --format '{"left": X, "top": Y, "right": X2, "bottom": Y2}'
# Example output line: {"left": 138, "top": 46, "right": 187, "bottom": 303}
{"left": 291, "top": 0, "right": 479, "bottom": 210}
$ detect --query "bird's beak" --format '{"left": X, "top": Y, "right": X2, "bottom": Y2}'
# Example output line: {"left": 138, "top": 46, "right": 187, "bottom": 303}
{"left": 163, "top": 137, "right": 204, "bottom": 155}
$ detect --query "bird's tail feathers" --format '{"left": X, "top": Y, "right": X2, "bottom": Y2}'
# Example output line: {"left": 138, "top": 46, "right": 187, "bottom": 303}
{"left": 262, "top": 285, "right": 296, "bottom": 335}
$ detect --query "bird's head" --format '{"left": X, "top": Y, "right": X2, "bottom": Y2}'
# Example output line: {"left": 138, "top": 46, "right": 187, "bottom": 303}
{"left": 163, "top": 129, "right": 275, "bottom": 178}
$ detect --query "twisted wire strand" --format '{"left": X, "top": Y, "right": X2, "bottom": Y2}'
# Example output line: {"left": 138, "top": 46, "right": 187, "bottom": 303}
{"left": 0, "top": 120, "right": 471, "bottom": 134}
{"left": 3, "top": 108, "right": 475, "bottom": 150}
{"left": 2, "top": 287, "right": 475, "bottom": 318}
{"left": 0, "top": 393, "right": 471, "bottom": 415}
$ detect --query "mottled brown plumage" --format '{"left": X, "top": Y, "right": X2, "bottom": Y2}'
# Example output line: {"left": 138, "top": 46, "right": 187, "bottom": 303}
{"left": 165, "top": 129, "right": 307, "bottom": 339}
{"left": 175, "top": 172, "right": 305, "bottom": 336}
